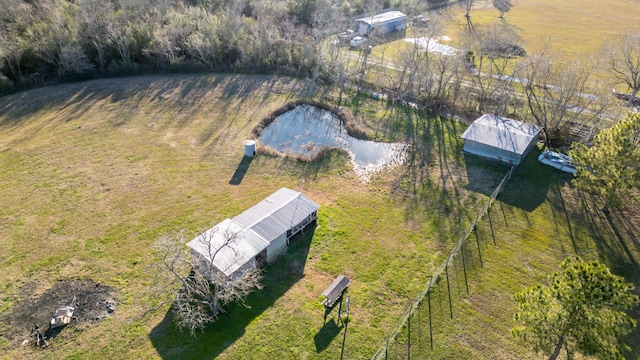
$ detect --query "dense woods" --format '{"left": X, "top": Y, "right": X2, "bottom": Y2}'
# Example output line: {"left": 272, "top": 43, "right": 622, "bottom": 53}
{"left": 0, "top": 0, "right": 439, "bottom": 92}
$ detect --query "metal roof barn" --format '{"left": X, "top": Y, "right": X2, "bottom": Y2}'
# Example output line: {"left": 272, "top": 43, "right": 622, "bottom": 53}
{"left": 233, "top": 187, "right": 319, "bottom": 243}
{"left": 187, "top": 188, "right": 319, "bottom": 277}
{"left": 461, "top": 114, "right": 542, "bottom": 165}
{"left": 355, "top": 11, "right": 407, "bottom": 36}
{"left": 186, "top": 219, "right": 269, "bottom": 277}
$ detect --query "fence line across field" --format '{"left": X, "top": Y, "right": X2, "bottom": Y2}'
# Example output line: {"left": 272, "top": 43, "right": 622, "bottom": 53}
{"left": 371, "top": 165, "right": 515, "bottom": 360}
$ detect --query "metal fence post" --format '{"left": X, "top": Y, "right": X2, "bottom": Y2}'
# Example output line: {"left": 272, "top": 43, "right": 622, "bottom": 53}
{"left": 407, "top": 303, "right": 412, "bottom": 360}
{"left": 428, "top": 290, "right": 433, "bottom": 350}
{"left": 474, "top": 227, "right": 483, "bottom": 267}
{"left": 460, "top": 241, "right": 469, "bottom": 293}
{"left": 385, "top": 335, "right": 389, "bottom": 360}
{"left": 445, "top": 260, "right": 453, "bottom": 319}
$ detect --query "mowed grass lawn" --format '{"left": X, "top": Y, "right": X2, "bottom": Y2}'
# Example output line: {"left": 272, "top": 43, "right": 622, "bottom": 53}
{"left": 392, "top": 153, "right": 640, "bottom": 359}
{"left": 0, "top": 74, "right": 494, "bottom": 359}
{"left": 0, "top": 73, "right": 638, "bottom": 360}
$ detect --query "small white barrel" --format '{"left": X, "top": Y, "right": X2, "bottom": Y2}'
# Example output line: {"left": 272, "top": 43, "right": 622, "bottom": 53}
{"left": 244, "top": 140, "right": 256, "bottom": 157}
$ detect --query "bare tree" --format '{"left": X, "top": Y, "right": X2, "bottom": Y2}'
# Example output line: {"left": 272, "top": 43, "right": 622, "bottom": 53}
{"left": 183, "top": 7, "right": 222, "bottom": 70}
{"left": 59, "top": 44, "right": 95, "bottom": 78}
{"left": 403, "top": 15, "right": 461, "bottom": 111}
{"left": 520, "top": 49, "right": 609, "bottom": 146}
{"left": 78, "top": 0, "right": 112, "bottom": 72}
{"left": 461, "top": 23, "right": 523, "bottom": 115}
{"left": 151, "top": 228, "right": 263, "bottom": 337}
{"left": 27, "top": 1, "right": 78, "bottom": 78}
{"left": 493, "top": 0, "right": 513, "bottom": 18}
{"left": 606, "top": 33, "right": 640, "bottom": 105}
{"left": 0, "top": 0, "right": 33, "bottom": 83}
{"left": 0, "top": 33, "right": 27, "bottom": 83}
{"left": 462, "top": 0, "right": 475, "bottom": 31}
{"left": 106, "top": 12, "right": 132, "bottom": 63}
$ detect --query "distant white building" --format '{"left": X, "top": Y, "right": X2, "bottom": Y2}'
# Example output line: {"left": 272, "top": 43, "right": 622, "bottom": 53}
{"left": 355, "top": 11, "right": 407, "bottom": 36}
{"left": 187, "top": 188, "right": 319, "bottom": 277}
{"left": 461, "top": 114, "right": 542, "bottom": 165}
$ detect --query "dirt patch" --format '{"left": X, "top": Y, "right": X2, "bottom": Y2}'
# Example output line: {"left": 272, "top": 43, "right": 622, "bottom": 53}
{"left": 2, "top": 279, "right": 117, "bottom": 347}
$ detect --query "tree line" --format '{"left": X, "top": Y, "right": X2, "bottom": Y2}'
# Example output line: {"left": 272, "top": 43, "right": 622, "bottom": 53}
{"left": 0, "top": 0, "right": 444, "bottom": 92}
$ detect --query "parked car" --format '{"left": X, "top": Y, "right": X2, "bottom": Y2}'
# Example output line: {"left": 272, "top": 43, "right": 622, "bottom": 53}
{"left": 412, "top": 15, "right": 429, "bottom": 27}
{"left": 338, "top": 29, "right": 357, "bottom": 40}
{"left": 538, "top": 150, "right": 577, "bottom": 174}
{"left": 349, "top": 36, "right": 367, "bottom": 49}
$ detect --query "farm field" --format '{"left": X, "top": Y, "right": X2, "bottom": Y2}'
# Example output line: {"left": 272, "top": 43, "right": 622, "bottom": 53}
{"left": 0, "top": 73, "right": 638, "bottom": 359}
{"left": 385, "top": 152, "right": 640, "bottom": 359}
{"left": 0, "top": 73, "right": 494, "bottom": 359}
{"left": 361, "top": 0, "right": 640, "bottom": 91}
{"left": 453, "top": 0, "right": 640, "bottom": 59}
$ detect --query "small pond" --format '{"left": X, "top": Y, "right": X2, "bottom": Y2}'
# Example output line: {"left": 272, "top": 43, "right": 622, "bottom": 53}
{"left": 258, "top": 105, "right": 405, "bottom": 181}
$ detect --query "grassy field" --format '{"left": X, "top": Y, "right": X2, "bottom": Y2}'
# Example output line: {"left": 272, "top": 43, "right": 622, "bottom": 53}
{"left": 455, "top": 0, "right": 640, "bottom": 60}
{"left": 0, "top": 73, "right": 504, "bottom": 359}
{"left": 362, "top": 0, "right": 640, "bottom": 90}
{"left": 0, "top": 70, "right": 638, "bottom": 359}
{"left": 386, "top": 152, "right": 640, "bottom": 359}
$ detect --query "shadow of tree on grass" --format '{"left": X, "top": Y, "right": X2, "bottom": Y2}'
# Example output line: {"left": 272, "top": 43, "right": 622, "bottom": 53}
{"left": 149, "top": 227, "right": 315, "bottom": 359}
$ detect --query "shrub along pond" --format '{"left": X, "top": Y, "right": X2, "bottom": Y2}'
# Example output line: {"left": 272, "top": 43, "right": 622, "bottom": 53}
{"left": 258, "top": 105, "right": 405, "bottom": 181}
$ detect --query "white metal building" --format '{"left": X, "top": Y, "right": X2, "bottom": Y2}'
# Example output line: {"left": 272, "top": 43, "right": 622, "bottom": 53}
{"left": 355, "top": 11, "right": 407, "bottom": 36}
{"left": 461, "top": 114, "right": 542, "bottom": 165}
{"left": 187, "top": 188, "right": 319, "bottom": 277}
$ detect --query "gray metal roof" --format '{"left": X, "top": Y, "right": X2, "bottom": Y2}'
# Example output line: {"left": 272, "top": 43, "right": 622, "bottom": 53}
{"left": 356, "top": 11, "right": 407, "bottom": 26}
{"left": 186, "top": 218, "right": 269, "bottom": 277}
{"left": 187, "top": 188, "right": 320, "bottom": 276}
{"left": 461, "top": 114, "right": 542, "bottom": 155}
{"left": 233, "top": 187, "right": 320, "bottom": 243}
{"left": 322, "top": 275, "right": 351, "bottom": 303}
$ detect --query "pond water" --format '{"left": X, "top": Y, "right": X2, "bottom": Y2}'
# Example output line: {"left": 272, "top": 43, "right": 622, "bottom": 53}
{"left": 258, "top": 105, "right": 405, "bottom": 181}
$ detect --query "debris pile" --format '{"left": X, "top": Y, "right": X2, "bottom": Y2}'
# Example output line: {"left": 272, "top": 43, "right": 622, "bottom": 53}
{"left": 2, "top": 279, "right": 117, "bottom": 347}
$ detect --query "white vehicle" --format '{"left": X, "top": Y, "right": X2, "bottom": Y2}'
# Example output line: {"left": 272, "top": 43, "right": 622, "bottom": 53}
{"left": 538, "top": 150, "right": 577, "bottom": 174}
{"left": 349, "top": 36, "right": 366, "bottom": 49}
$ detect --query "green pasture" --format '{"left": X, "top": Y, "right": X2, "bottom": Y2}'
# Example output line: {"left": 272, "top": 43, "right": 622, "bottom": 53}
{"left": 453, "top": 0, "right": 640, "bottom": 60}
{"left": 0, "top": 74, "right": 492, "bottom": 359}
{"left": 355, "top": 0, "right": 640, "bottom": 91}
{"left": 388, "top": 152, "right": 640, "bottom": 359}
{"left": 0, "top": 73, "right": 637, "bottom": 360}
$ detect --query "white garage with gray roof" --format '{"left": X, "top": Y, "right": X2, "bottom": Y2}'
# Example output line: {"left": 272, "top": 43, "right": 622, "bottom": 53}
{"left": 461, "top": 114, "right": 542, "bottom": 166}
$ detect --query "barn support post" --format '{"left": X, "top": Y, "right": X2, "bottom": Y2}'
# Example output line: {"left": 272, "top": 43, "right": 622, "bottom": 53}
{"left": 460, "top": 242, "right": 469, "bottom": 294}
{"left": 474, "top": 227, "right": 483, "bottom": 267}
{"left": 445, "top": 259, "right": 453, "bottom": 319}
